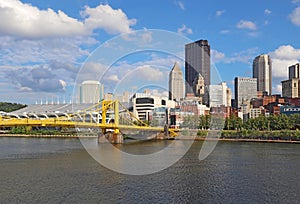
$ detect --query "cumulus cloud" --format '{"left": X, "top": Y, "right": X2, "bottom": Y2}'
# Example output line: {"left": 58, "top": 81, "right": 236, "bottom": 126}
{"left": 5, "top": 65, "right": 68, "bottom": 92}
{"left": 135, "top": 65, "right": 165, "bottom": 81}
{"left": 0, "top": 36, "right": 90, "bottom": 65}
{"left": 122, "top": 29, "right": 153, "bottom": 44}
{"left": 289, "top": 7, "right": 300, "bottom": 26}
{"left": 264, "top": 9, "right": 272, "bottom": 15}
{"left": 177, "top": 24, "right": 193, "bottom": 35}
{"left": 212, "top": 48, "right": 259, "bottom": 64}
{"left": 216, "top": 10, "right": 225, "bottom": 17}
{"left": 211, "top": 49, "right": 225, "bottom": 63}
{"left": 236, "top": 20, "right": 257, "bottom": 30}
{"left": 269, "top": 45, "right": 300, "bottom": 78}
{"left": 0, "top": 0, "right": 136, "bottom": 38}
{"left": 82, "top": 4, "right": 136, "bottom": 34}
{"left": 3, "top": 61, "right": 79, "bottom": 93}
{"left": 107, "top": 74, "right": 120, "bottom": 82}
{"left": 77, "top": 62, "right": 108, "bottom": 83}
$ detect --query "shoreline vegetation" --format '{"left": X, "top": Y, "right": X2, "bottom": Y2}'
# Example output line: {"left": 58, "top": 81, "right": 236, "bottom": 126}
{"left": 1, "top": 130, "right": 300, "bottom": 143}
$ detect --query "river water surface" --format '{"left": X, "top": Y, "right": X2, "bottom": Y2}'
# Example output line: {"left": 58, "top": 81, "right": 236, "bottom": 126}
{"left": 1, "top": 137, "right": 299, "bottom": 203}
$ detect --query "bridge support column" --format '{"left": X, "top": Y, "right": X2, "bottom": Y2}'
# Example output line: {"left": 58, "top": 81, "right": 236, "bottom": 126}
{"left": 98, "top": 131, "right": 124, "bottom": 144}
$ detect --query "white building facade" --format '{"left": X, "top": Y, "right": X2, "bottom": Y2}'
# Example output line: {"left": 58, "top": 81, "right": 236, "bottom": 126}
{"left": 169, "top": 62, "right": 184, "bottom": 101}
{"left": 79, "top": 80, "right": 104, "bottom": 104}
{"left": 253, "top": 54, "right": 272, "bottom": 95}
{"left": 132, "top": 93, "right": 176, "bottom": 121}
{"left": 209, "top": 82, "right": 228, "bottom": 107}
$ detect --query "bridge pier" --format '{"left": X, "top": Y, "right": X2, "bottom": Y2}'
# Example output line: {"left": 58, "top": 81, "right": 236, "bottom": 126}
{"left": 98, "top": 132, "right": 124, "bottom": 144}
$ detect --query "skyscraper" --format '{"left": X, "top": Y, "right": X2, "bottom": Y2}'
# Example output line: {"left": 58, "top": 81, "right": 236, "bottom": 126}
{"left": 185, "top": 40, "right": 210, "bottom": 97}
{"left": 253, "top": 54, "right": 272, "bottom": 95}
{"left": 289, "top": 63, "right": 300, "bottom": 79}
{"left": 79, "top": 80, "right": 104, "bottom": 103}
{"left": 209, "top": 82, "right": 228, "bottom": 108}
{"left": 281, "top": 63, "right": 300, "bottom": 98}
{"left": 234, "top": 77, "right": 257, "bottom": 108}
{"left": 169, "top": 62, "right": 184, "bottom": 101}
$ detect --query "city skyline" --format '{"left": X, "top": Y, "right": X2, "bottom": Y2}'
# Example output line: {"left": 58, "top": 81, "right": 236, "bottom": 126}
{"left": 1, "top": 0, "right": 300, "bottom": 104}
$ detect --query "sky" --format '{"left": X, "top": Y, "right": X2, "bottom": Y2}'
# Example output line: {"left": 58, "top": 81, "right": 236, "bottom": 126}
{"left": 1, "top": 0, "right": 300, "bottom": 104}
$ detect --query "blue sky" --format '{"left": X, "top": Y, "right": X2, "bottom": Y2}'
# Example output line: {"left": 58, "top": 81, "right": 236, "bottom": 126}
{"left": 1, "top": 0, "right": 300, "bottom": 104}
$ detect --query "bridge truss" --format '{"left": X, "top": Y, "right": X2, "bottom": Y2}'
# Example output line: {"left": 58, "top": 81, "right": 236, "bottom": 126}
{"left": 0, "top": 100, "right": 177, "bottom": 142}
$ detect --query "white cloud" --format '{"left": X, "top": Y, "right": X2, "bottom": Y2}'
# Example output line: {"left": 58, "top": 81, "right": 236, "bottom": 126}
{"left": 211, "top": 50, "right": 225, "bottom": 63}
{"left": 216, "top": 10, "right": 225, "bottom": 17}
{"left": 177, "top": 24, "right": 193, "bottom": 35}
{"left": 82, "top": 4, "right": 136, "bottom": 34}
{"left": 264, "top": 9, "right": 272, "bottom": 15}
{"left": 273, "top": 84, "right": 282, "bottom": 94}
{"left": 122, "top": 29, "right": 153, "bottom": 44}
{"left": 264, "top": 20, "right": 269, "bottom": 25}
{"left": 270, "top": 45, "right": 300, "bottom": 60}
{"left": 0, "top": 0, "right": 136, "bottom": 38}
{"left": 220, "top": 30, "right": 230, "bottom": 34}
{"left": 175, "top": 1, "right": 185, "bottom": 10}
{"left": 4, "top": 64, "right": 72, "bottom": 93}
{"left": 269, "top": 45, "right": 300, "bottom": 78}
{"left": 236, "top": 20, "right": 257, "bottom": 30}
{"left": 289, "top": 7, "right": 300, "bottom": 26}
{"left": 0, "top": 36, "right": 91, "bottom": 65}
{"left": 107, "top": 74, "right": 120, "bottom": 82}
{"left": 292, "top": 0, "right": 300, "bottom": 4}
{"left": 134, "top": 65, "right": 165, "bottom": 82}
{"left": 213, "top": 48, "right": 259, "bottom": 64}
{"left": 248, "top": 31, "right": 260, "bottom": 37}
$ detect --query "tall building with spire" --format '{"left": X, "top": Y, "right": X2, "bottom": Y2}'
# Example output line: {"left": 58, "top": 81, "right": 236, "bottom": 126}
{"left": 185, "top": 40, "right": 210, "bottom": 98}
{"left": 253, "top": 54, "right": 272, "bottom": 95}
{"left": 169, "top": 62, "right": 184, "bottom": 101}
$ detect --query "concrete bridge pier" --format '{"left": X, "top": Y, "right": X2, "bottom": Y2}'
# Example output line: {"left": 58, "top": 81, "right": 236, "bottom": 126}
{"left": 98, "top": 131, "right": 124, "bottom": 144}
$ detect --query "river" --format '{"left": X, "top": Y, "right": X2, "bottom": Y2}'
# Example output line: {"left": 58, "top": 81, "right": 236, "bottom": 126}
{"left": 0, "top": 137, "right": 299, "bottom": 203}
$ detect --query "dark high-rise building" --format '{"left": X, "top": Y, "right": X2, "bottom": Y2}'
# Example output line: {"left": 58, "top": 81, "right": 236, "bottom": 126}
{"left": 185, "top": 40, "right": 210, "bottom": 97}
{"left": 289, "top": 63, "right": 300, "bottom": 79}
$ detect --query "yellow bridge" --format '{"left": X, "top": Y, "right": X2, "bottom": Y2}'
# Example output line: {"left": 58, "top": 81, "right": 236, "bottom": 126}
{"left": 0, "top": 100, "right": 177, "bottom": 143}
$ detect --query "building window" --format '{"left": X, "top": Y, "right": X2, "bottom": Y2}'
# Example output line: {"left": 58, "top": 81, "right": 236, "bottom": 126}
{"left": 136, "top": 98, "right": 154, "bottom": 104}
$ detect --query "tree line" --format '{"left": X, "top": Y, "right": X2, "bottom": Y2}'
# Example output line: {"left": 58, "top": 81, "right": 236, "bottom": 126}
{"left": 0, "top": 102, "right": 26, "bottom": 113}
{"left": 181, "top": 113, "right": 300, "bottom": 131}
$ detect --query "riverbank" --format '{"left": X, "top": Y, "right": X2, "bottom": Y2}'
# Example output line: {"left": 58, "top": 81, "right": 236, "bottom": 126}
{"left": 178, "top": 136, "right": 300, "bottom": 144}
{"left": 1, "top": 133, "right": 300, "bottom": 144}
{"left": 0, "top": 134, "right": 97, "bottom": 138}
